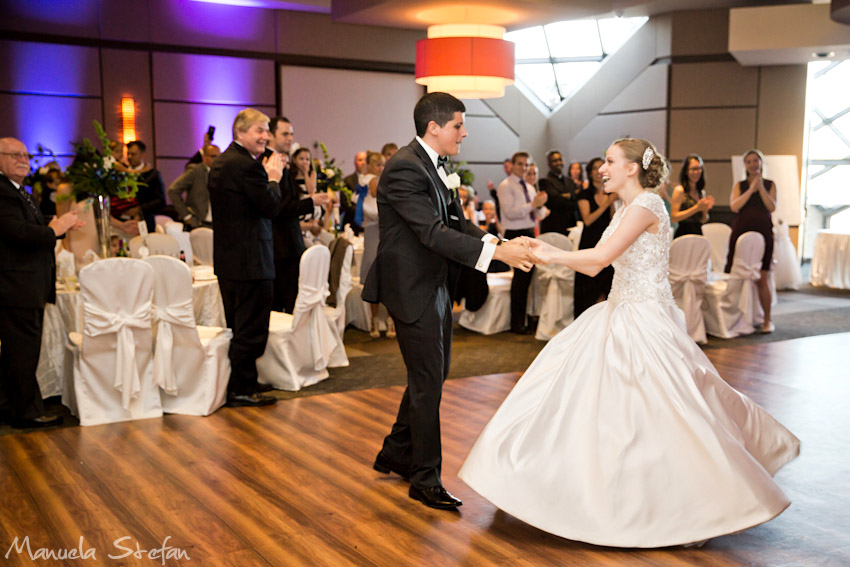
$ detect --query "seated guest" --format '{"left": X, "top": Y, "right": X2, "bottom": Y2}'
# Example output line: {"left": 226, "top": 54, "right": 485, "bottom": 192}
{"left": 168, "top": 144, "right": 220, "bottom": 229}
{"left": 479, "top": 200, "right": 509, "bottom": 273}
{"left": 458, "top": 186, "right": 477, "bottom": 221}
{"left": 671, "top": 154, "right": 714, "bottom": 238}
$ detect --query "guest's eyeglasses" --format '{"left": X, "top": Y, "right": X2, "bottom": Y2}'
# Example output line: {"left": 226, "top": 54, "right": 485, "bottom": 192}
{"left": 0, "top": 152, "right": 33, "bottom": 161}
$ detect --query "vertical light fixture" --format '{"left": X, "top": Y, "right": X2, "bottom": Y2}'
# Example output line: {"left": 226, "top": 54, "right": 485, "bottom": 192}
{"left": 415, "top": 24, "right": 514, "bottom": 99}
{"left": 121, "top": 97, "right": 136, "bottom": 144}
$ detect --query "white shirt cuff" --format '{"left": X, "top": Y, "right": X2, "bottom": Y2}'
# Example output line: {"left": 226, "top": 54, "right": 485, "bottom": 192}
{"left": 475, "top": 236, "right": 498, "bottom": 273}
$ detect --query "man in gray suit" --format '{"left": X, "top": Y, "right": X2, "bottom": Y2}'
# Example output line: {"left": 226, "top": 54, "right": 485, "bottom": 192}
{"left": 168, "top": 144, "right": 220, "bottom": 229}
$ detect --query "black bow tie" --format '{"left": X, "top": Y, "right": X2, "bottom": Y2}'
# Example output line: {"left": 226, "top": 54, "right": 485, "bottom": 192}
{"left": 437, "top": 155, "right": 449, "bottom": 170}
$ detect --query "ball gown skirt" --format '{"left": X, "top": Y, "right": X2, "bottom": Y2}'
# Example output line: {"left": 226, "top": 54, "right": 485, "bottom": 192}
{"left": 459, "top": 298, "right": 800, "bottom": 548}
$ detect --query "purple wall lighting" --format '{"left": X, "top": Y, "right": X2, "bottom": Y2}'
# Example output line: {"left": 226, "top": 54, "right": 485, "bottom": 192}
{"left": 154, "top": 0, "right": 275, "bottom": 49}
{"left": 0, "top": 94, "right": 103, "bottom": 158}
{"left": 2, "top": 41, "right": 100, "bottom": 97}
{"left": 4, "top": 0, "right": 100, "bottom": 34}
{"left": 153, "top": 53, "right": 275, "bottom": 106}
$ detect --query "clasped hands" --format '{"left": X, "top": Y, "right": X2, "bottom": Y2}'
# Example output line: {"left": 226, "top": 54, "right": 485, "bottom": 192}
{"left": 492, "top": 236, "right": 559, "bottom": 272}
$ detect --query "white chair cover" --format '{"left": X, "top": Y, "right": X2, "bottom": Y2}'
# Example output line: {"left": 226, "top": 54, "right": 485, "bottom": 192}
{"left": 773, "top": 220, "right": 802, "bottom": 290}
{"left": 190, "top": 227, "right": 214, "bottom": 266}
{"left": 128, "top": 235, "right": 146, "bottom": 258}
{"left": 532, "top": 232, "right": 575, "bottom": 341}
{"left": 669, "top": 235, "right": 711, "bottom": 344}
{"left": 257, "top": 246, "right": 342, "bottom": 390}
{"left": 164, "top": 222, "right": 193, "bottom": 265}
{"left": 145, "top": 233, "right": 181, "bottom": 258}
{"left": 345, "top": 281, "right": 389, "bottom": 332}
{"left": 143, "top": 256, "right": 231, "bottom": 416}
{"left": 458, "top": 271, "right": 514, "bottom": 335}
{"left": 702, "top": 222, "right": 732, "bottom": 273}
{"left": 66, "top": 258, "right": 163, "bottom": 426}
{"left": 703, "top": 232, "right": 765, "bottom": 338}
{"left": 154, "top": 215, "right": 173, "bottom": 230}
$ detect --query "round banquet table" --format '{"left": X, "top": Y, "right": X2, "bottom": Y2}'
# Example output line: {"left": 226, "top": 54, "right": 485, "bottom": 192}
{"left": 811, "top": 229, "right": 850, "bottom": 289}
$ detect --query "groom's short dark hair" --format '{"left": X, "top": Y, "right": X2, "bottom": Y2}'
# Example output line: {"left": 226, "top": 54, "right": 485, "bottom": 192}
{"left": 414, "top": 93, "right": 465, "bottom": 137}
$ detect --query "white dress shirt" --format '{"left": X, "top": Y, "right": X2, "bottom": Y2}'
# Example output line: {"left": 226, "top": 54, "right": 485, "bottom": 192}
{"left": 497, "top": 174, "right": 548, "bottom": 231}
{"left": 415, "top": 137, "right": 496, "bottom": 273}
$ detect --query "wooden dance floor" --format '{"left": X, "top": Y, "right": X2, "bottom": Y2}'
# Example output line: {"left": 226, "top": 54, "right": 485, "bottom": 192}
{"left": 1, "top": 333, "right": 847, "bottom": 567}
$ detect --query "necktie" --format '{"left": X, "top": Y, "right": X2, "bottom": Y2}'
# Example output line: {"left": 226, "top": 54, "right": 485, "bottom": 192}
{"left": 13, "top": 183, "right": 44, "bottom": 222}
{"left": 437, "top": 155, "right": 449, "bottom": 170}
{"left": 520, "top": 179, "right": 535, "bottom": 223}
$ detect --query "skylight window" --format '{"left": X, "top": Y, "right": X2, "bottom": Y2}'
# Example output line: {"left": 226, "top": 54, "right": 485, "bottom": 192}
{"left": 506, "top": 16, "right": 648, "bottom": 110}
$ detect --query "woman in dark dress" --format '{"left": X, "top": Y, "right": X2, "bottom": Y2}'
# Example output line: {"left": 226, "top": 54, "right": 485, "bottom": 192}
{"left": 574, "top": 157, "right": 617, "bottom": 318}
{"left": 725, "top": 149, "right": 777, "bottom": 333}
{"left": 671, "top": 154, "right": 714, "bottom": 238}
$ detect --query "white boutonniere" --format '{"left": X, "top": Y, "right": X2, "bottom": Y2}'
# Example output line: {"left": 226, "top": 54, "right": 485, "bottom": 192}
{"left": 445, "top": 172, "right": 461, "bottom": 197}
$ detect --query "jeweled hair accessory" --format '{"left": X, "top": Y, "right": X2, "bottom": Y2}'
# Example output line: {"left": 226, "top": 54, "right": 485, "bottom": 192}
{"left": 642, "top": 147, "right": 654, "bottom": 170}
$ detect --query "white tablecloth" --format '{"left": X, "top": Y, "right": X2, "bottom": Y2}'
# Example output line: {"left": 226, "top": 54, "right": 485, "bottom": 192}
{"left": 811, "top": 229, "right": 850, "bottom": 289}
{"left": 36, "top": 278, "right": 226, "bottom": 398}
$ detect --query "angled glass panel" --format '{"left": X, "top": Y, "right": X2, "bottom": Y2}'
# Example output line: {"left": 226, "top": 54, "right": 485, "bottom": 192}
{"left": 505, "top": 26, "right": 550, "bottom": 61}
{"left": 811, "top": 60, "right": 850, "bottom": 118}
{"left": 553, "top": 61, "right": 601, "bottom": 99}
{"left": 806, "top": 165, "right": 849, "bottom": 208}
{"left": 598, "top": 17, "right": 648, "bottom": 54}
{"left": 515, "top": 63, "right": 560, "bottom": 108}
{"left": 544, "top": 20, "right": 602, "bottom": 58}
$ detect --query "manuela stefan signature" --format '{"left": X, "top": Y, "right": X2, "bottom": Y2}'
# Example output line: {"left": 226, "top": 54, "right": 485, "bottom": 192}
{"left": 6, "top": 535, "right": 190, "bottom": 564}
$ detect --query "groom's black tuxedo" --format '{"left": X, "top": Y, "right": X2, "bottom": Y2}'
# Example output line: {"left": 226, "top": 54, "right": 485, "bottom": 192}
{"left": 362, "top": 139, "right": 489, "bottom": 489}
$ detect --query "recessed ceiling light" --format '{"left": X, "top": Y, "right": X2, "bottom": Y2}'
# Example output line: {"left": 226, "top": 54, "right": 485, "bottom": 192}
{"left": 812, "top": 51, "right": 835, "bottom": 58}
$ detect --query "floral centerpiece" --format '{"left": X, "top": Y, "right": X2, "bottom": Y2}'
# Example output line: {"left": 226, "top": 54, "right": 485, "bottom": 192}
{"left": 313, "top": 142, "right": 352, "bottom": 203}
{"left": 65, "top": 120, "right": 144, "bottom": 258}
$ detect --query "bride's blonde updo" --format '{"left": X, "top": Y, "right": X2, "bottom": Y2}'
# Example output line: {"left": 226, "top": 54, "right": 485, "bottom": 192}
{"left": 612, "top": 138, "right": 668, "bottom": 190}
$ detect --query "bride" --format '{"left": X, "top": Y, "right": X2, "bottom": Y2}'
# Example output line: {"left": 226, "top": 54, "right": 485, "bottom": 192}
{"left": 458, "top": 139, "right": 800, "bottom": 548}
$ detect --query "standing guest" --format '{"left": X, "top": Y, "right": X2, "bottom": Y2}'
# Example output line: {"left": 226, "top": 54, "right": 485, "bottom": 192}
{"left": 341, "top": 151, "right": 368, "bottom": 234}
{"left": 539, "top": 150, "right": 580, "bottom": 235}
{"left": 362, "top": 92, "right": 536, "bottom": 510}
{"left": 125, "top": 140, "right": 167, "bottom": 233}
{"left": 457, "top": 186, "right": 476, "bottom": 222}
{"left": 574, "top": 157, "right": 617, "bottom": 318}
{"left": 0, "top": 137, "right": 81, "bottom": 428}
{"left": 184, "top": 130, "right": 213, "bottom": 169}
{"left": 39, "top": 169, "right": 64, "bottom": 220}
{"left": 479, "top": 200, "right": 509, "bottom": 273}
{"left": 208, "top": 109, "right": 284, "bottom": 407}
{"left": 726, "top": 149, "right": 777, "bottom": 333}
{"left": 168, "top": 144, "right": 220, "bottom": 229}
{"left": 671, "top": 154, "right": 714, "bottom": 238}
{"left": 497, "top": 151, "right": 549, "bottom": 334}
{"left": 359, "top": 151, "right": 393, "bottom": 338}
{"left": 568, "top": 160, "right": 587, "bottom": 189}
{"left": 267, "top": 117, "right": 329, "bottom": 314}
{"left": 381, "top": 143, "right": 398, "bottom": 161}
{"left": 485, "top": 158, "right": 513, "bottom": 219}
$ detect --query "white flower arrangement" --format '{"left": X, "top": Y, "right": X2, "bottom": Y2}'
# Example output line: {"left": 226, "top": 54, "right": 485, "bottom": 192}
{"left": 102, "top": 155, "right": 116, "bottom": 171}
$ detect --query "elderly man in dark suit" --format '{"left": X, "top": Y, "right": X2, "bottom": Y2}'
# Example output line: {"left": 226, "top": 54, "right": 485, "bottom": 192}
{"left": 168, "top": 144, "right": 220, "bottom": 229}
{"left": 0, "top": 137, "right": 80, "bottom": 428}
{"left": 362, "top": 93, "right": 537, "bottom": 510}
{"left": 208, "top": 110, "right": 284, "bottom": 407}
{"left": 538, "top": 149, "right": 580, "bottom": 235}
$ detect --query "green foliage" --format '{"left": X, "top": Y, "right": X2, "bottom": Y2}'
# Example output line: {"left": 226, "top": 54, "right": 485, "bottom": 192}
{"left": 65, "top": 121, "right": 144, "bottom": 199}
{"left": 313, "top": 141, "right": 352, "bottom": 204}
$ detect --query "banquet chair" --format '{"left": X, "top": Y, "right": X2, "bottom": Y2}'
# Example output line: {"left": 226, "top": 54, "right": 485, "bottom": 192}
{"left": 702, "top": 231, "right": 765, "bottom": 339}
{"left": 145, "top": 233, "right": 181, "bottom": 258}
{"left": 531, "top": 232, "right": 575, "bottom": 341}
{"left": 669, "top": 235, "right": 711, "bottom": 344}
{"left": 257, "top": 246, "right": 346, "bottom": 391}
{"left": 128, "top": 235, "right": 145, "bottom": 258}
{"left": 344, "top": 282, "right": 389, "bottom": 332}
{"left": 143, "top": 256, "right": 231, "bottom": 416}
{"left": 190, "top": 227, "right": 214, "bottom": 266}
{"left": 325, "top": 237, "right": 354, "bottom": 335}
{"left": 154, "top": 215, "right": 173, "bottom": 232}
{"left": 164, "top": 222, "right": 193, "bottom": 265}
{"left": 64, "top": 258, "right": 163, "bottom": 426}
{"left": 458, "top": 271, "right": 514, "bottom": 335}
{"left": 702, "top": 222, "right": 732, "bottom": 273}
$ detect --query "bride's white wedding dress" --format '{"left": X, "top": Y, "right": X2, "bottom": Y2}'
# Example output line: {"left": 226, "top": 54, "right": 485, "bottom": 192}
{"left": 459, "top": 192, "right": 800, "bottom": 548}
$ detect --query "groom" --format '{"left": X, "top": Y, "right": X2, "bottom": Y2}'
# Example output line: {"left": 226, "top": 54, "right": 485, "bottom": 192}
{"left": 362, "top": 92, "right": 536, "bottom": 509}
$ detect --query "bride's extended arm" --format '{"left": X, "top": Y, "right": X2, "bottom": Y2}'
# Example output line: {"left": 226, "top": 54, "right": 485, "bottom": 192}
{"left": 531, "top": 206, "right": 657, "bottom": 276}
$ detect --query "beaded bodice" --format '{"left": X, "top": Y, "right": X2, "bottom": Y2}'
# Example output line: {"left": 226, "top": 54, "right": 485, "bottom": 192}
{"left": 600, "top": 192, "right": 675, "bottom": 306}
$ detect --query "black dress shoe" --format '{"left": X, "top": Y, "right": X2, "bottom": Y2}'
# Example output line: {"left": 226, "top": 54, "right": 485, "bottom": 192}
{"left": 409, "top": 485, "right": 462, "bottom": 509}
{"left": 224, "top": 393, "right": 277, "bottom": 407}
{"left": 11, "top": 414, "right": 64, "bottom": 429}
{"left": 255, "top": 383, "right": 274, "bottom": 393}
{"left": 373, "top": 451, "right": 411, "bottom": 481}
{"left": 511, "top": 326, "right": 534, "bottom": 335}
